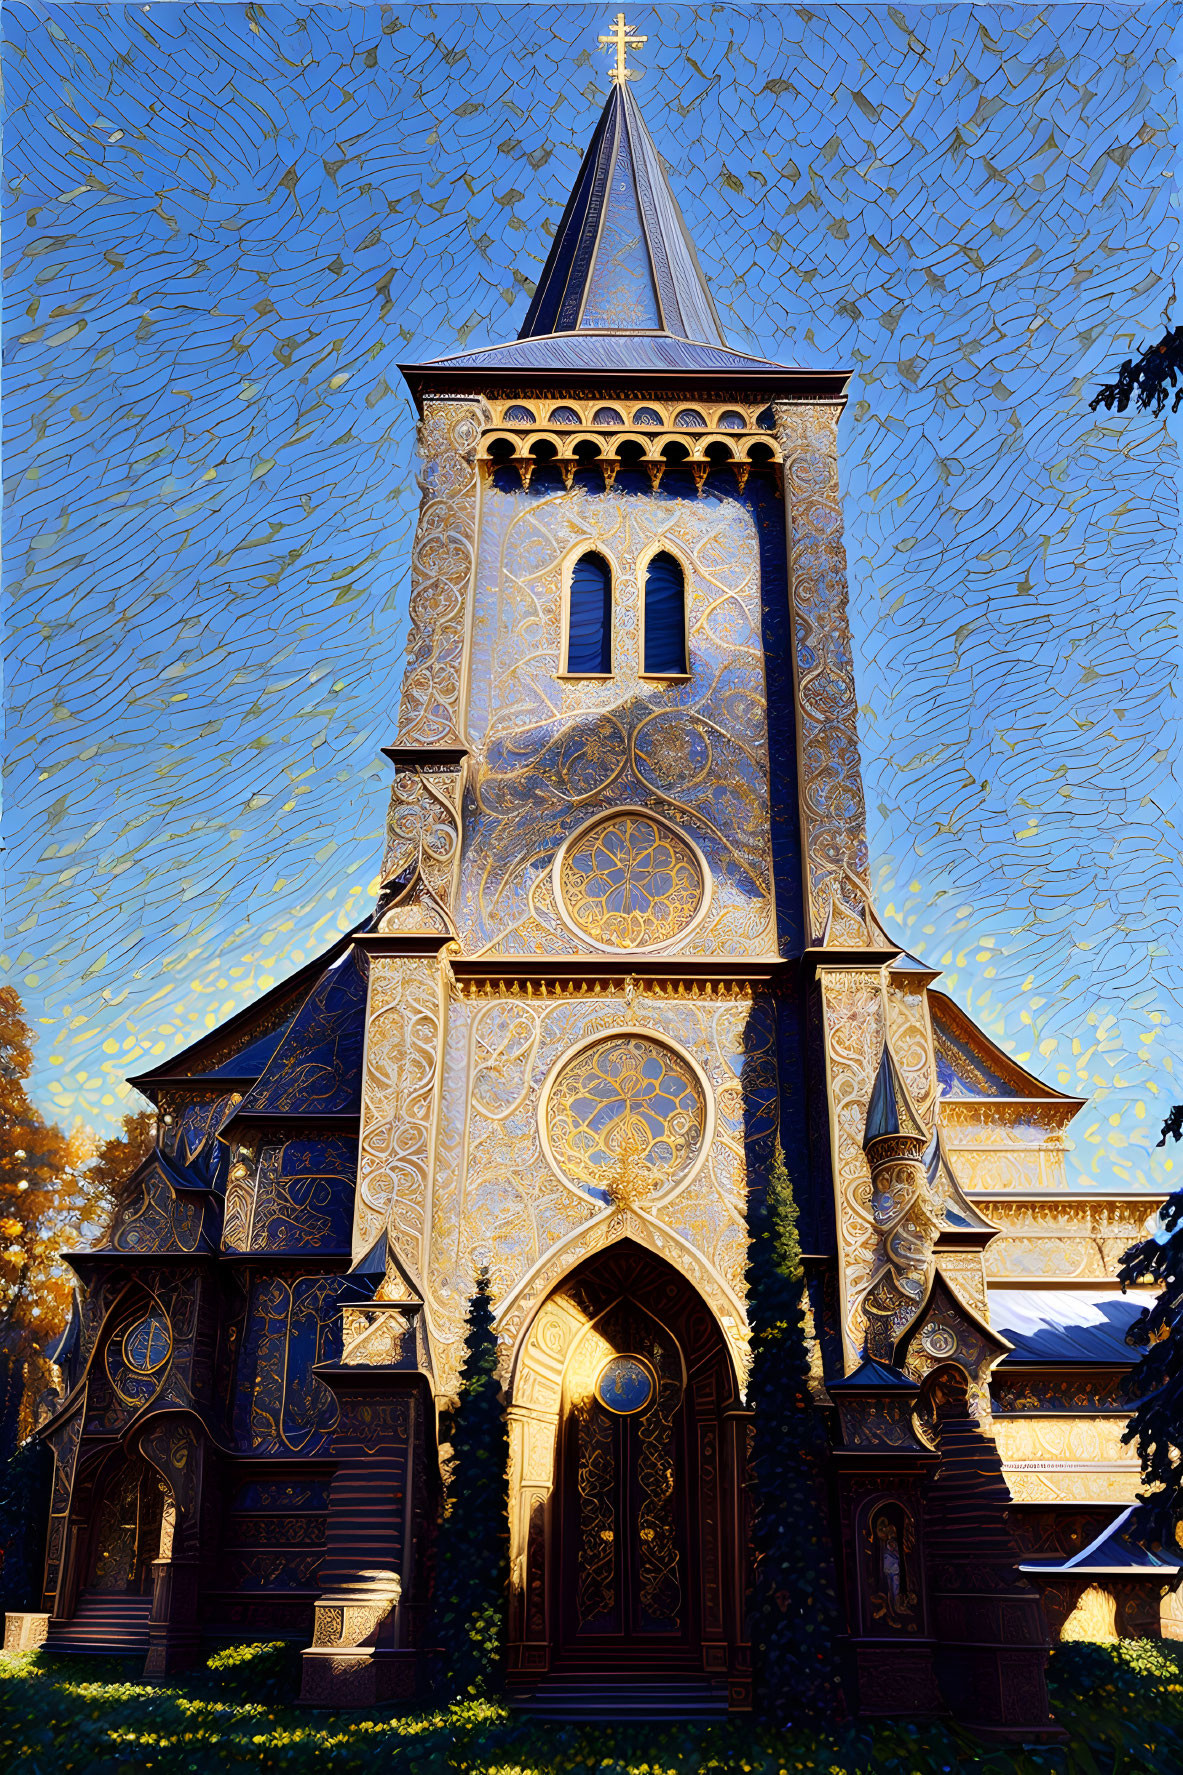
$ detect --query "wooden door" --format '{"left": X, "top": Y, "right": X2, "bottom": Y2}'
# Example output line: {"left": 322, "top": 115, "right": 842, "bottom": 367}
{"left": 558, "top": 1308, "right": 694, "bottom": 1657}
{"left": 88, "top": 1454, "right": 166, "bottom": 1594}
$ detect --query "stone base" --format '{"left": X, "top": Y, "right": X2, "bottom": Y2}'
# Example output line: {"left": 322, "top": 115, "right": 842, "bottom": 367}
{"left": 144, "top": 1625, "right": 202, "bottom": 1676}
{"left": 848, "top": 1640, "right": 944, "bottom": 1717}
{"left": 299, "top": 1645, "right": 420, "bottom": 1708}
{"left": 934, "top": 1644, "right": 1068, "bottom": 1742}
{"left": 727, "top": 1640, "right": 752, "bottom": 1712}
{"left": 507, "top": 1639, "right": 550, "bottom": 1676}
{"left": 3, "top": 1612, "right": 49, "bottom": 1654}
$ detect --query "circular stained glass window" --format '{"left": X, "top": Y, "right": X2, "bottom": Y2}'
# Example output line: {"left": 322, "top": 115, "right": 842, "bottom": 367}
{"left": 596, "top": 1354, "right": 656, "bottom": 1415}
{"left": 557, "top": 812, "right": 705, "bottom": 950}
{"left": 544, "top": 1034, "right": 707, "bottom": 1206}
{"left": 123, "top": 1313, "right": 172, "bottom": 1374}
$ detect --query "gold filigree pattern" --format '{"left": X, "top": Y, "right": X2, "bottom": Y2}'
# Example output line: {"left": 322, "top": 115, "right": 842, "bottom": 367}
{"left": 557, "top": 812, "right": 705, "bottom": 949}
{"left": 635, "top": 1359, "right": 682, "bottom": 1631}
{"left": 1004, "top": 1470, "right": 1141, "bottom": 1505}
{"left": 976, "top": 1195, "right": 1161, "bottom": 1281}
{"left": 460, "top": 486, "right": 775, "bottom": 959}
{"left": 544, "top": 1034, "right": 706, "bottom": 1206}
{"left": 575, "top": 1394, "right": 616, "bottom": 1628}
{"left": 396, "top": 397, "right": 485, "bottom": 745}
{"left": 818, "top": 966, "right": 886, "bottom": 1365}
{"left": 994, "top": 1416, "right": 1135, "bottom": 1467}
{"left": 354, "top": 955, "right": 446, "bottom": 1268}
{"left": 774, "top": 401, "right": 871, "bottom": 946}
{"left": 422, "top": 985, "right": 771, "bottom": 1399}
{"left": 340, "top": 1305, "right": 413, "bottom": 1366}
{"left": 381, "top": 762, "right": 466, "bottom": 910}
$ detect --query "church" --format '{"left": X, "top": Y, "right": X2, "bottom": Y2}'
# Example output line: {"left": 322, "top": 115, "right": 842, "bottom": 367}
{"left": 29, "top": 16, "right": 1177, "bottom": 1732}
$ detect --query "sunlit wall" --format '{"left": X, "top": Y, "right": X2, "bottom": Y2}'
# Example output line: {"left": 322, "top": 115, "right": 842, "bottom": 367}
{"left": 2, "top": 2, "right": 1177, "bottom": 1190}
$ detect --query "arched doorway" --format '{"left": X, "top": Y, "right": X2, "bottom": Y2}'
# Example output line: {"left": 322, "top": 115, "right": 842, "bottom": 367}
{"left": 507, "top": 1242, "right": 748, "bottom": 1694}
{"left": 557, "top": 1293, "right": 690, "bottom": 1655}
{"left": 87, "top": 1449, "right": 170, "bottom": 1595}
{"left": 48, "top": 1448, "right": 175, "bottom": 1656}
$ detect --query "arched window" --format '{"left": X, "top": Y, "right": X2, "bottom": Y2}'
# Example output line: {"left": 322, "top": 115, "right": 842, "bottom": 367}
{"left": 643, "top": 552, "right": 687, "bottom": 675}
{"left": 566, "top": 551, "right": 612, "bottom": 675}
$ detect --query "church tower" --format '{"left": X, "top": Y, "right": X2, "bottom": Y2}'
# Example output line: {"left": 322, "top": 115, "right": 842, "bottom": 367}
{"left": 35, "top": 17, "right": 1173, "bottom": 1730}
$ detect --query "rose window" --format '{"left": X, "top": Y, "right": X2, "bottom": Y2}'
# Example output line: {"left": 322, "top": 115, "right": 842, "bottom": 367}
{"left": 557, "top": 813, "right": 705, "bottom": 950}
{"left": 544, "top": 1035, "right": 706, "bottom": 1206}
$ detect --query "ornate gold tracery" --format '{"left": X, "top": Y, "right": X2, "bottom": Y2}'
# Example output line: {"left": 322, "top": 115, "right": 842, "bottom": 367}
{"left": 544, "top": 1033, "right": 706, "bottom": 1206}
{"left": 556, "top": 811, "right": 706, "bottom": 950}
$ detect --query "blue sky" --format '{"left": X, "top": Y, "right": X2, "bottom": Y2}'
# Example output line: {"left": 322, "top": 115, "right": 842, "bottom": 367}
{"left": 2, "top": 2, "right": 1178, "bottom": 1190}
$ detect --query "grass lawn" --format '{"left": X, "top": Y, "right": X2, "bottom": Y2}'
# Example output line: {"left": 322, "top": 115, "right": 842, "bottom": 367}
{"left": 0, "top": 1639, "right": 1180, "bottom": 1773}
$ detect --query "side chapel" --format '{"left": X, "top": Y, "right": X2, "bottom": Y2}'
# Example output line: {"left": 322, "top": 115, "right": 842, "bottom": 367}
{"left": 29, "top": 18, "right": 1179, "bottom": 1732}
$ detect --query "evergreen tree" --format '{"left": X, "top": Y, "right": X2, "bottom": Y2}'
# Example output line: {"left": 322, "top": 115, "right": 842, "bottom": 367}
{"left": 432, "top": 1269, "right": 509, "bottom": 1701}
{"left": 1118, "top": 1105, "right": 1183, "bottom": 1544}
{"left": 747, "top": 1143, "right": 843, "bottom": 1725}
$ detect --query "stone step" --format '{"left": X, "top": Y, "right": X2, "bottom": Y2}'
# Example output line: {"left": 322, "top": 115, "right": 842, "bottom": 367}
{"left": 44, "top": 1591, "right": 153, "bottom": 1657}
{"left": 511, "top": 1677, "right": 729, "bottom": 1721}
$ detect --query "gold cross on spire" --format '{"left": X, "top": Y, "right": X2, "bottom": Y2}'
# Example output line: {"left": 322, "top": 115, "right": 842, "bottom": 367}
{"left": 599, "top": 12, "right": 646, "bottom": 84}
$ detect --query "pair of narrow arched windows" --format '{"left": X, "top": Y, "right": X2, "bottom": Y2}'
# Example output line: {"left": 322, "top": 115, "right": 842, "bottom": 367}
{"left": 566, "top": 551, "right": 687, "bottom": 677}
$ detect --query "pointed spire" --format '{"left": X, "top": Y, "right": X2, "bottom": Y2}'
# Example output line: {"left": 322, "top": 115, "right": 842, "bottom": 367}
{"left": 519, "top": 82, "right": 725, "bottom": 348}
{"left": 862, "top": 1044, "right": 926, "bottom": 1150}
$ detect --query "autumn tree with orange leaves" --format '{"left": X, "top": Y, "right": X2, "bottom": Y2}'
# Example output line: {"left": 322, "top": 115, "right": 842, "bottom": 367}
{"left": 0, "top": 988, "right": 150, "bottom": 1456}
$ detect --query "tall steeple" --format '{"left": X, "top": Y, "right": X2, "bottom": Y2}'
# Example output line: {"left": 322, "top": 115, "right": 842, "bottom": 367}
{"left": 408, "top": 23, "right": 803, "bottom": 382}
{"left": 518, "top": 80, "right": 726, "bottom": 349}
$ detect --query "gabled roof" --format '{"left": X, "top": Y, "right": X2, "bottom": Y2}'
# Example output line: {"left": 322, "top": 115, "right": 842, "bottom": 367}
{"left": 828, "top": 1356, "right": 920, "bottom": 1393}
{"left": 412, "top": 332, "right": 791, "bottom": 376}
{"left": 223, "top": 946, "right": 368, "bottom": 1125}
{"left": 930, "top": 990, "right": 1069, "bottom": 1102}
{"left": 128, "top": 924, "right": 364, "bottom": 1095}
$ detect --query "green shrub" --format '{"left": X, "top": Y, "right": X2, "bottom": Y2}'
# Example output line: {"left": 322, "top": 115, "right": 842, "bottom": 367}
{"left": 0, "top": 1638, "right": 1180, "bottom": 1771}
{"left": 203, "top": 1639, "right": 302, "bottom": 1705}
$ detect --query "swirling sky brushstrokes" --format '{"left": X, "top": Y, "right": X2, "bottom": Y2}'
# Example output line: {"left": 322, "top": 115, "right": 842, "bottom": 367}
{"left": 1, "top": 2, "right": 1178, "bottom": 1191}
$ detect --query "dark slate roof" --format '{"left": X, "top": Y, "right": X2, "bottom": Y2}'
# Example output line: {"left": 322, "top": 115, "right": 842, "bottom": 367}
{"left": 203, "top": 1017, "right": 297, "bottom": 1080}
{"left": 226, "top": 946, "right": 368, "bottom": 1122}
{"left": 128, "top": 922, "right": 371, "bottom": 1091}
{"left": 828, "top": 1357, "right": 920, "bottom": 1393}
{"left": 1022, "top": 1507, "right": 1183, "bottom": 1575}
{"left": 421, "top": 332, "right": 789, "bottom": 375}
{"left": 413, "top": 81, "right": 825, "bottom": 390}
{"left": 519, "top": 81, "right": 723, "bottom": 345}
{"left": 990, "top": 1289, "right": 1156, "bottom": 1364}
{"left": 863, "top": 1046, "right": 903, "bottom": 1145}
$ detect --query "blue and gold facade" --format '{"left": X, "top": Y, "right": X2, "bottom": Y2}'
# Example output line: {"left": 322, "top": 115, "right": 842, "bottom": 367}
{"left": 34, "top": 33, "right": 1174, "bottom": 1723}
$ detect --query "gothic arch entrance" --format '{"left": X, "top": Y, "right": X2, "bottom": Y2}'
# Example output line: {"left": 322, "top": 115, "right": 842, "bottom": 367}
{"left": 85, "top": 1449, "right": 171, "bottom": 1595}
{"left": 507, "top": 1242, "right": 750, "bottom": 1698}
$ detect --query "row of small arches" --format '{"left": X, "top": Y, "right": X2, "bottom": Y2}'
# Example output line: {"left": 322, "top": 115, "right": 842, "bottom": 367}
{"left": 485, "top": 433, "right": 778, "bottom": 498}
{"left": 503, "top": 403, "right": 775, "bottom": 432}
{"left": 568, "top": 550, "right": 686, "bottom": 678}
{"left": 488, "top": 433, "right": 778, "bottom": 465}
